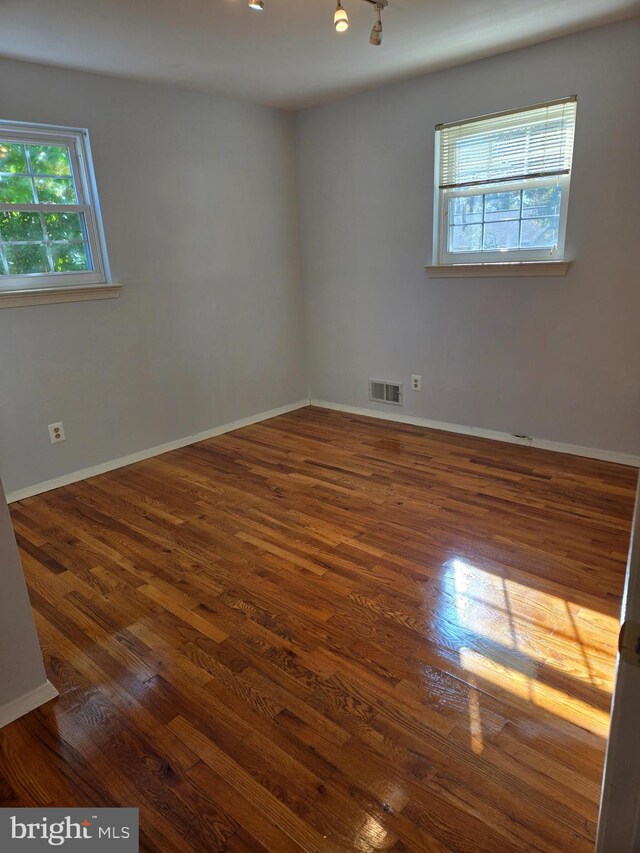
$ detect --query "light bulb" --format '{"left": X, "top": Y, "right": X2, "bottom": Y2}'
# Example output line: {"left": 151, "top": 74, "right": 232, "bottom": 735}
{"left": 334, "top": 2, "right": 349, "bottom": 32}
{"left": 248, "top": 0, "right": 264, "bottom": 10}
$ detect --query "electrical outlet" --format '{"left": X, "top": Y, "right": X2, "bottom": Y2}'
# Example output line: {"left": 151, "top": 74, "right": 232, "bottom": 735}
{"left": 48, "top": 422, "right": 66, "bottom": 443}
{"left": 411, "top": 375, "right": 422, "bottom": 392}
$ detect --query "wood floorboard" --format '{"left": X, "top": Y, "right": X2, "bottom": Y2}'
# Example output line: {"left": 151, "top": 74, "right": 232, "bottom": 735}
{"left": 1, "top": 406, "right": 637, "bottom": 851}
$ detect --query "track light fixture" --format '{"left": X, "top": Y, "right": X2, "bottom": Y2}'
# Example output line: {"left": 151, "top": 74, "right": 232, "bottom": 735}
{"left": 369, "top": 2, "right": 383, "bottom": 45}
{"left": 334, "top": 1, "right": 349, "bottom": 33}
{"left": 247, "top": 0, "right": 388, "bottom": 44}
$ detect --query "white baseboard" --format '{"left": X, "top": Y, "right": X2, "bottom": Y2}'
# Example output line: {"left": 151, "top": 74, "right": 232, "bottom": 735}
{"left": 0, "top": 680, "right": 58, "bottom": 730}
{"left": 8, "top": 397, "right": 637, "bottom": 503}
{"left": 311, "top": 399, "right": 640, "bottom": 468}
{"left": 6, "top": 400, "right": 310, "bottom": 503}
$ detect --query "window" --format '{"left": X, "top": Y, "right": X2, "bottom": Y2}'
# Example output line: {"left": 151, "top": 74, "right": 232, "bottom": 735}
{"left": 0, "top": 120, "right": 110, "bottom": 292}
{"left": 433, "top": 97, "right": 577, "bottom": 266}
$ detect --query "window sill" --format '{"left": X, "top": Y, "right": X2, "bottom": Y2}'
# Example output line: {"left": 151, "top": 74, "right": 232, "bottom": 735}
{"left": 0, "top": 283, "right": 122, "bottom": 309}
{"left": 425, "top": 261, "right": 570, "bottom": 278}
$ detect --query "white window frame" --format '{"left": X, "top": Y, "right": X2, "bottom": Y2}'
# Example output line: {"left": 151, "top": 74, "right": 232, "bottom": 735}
{"left": 432, "top": 100, "right": 575, "bottom": 268}
{"left": 0, "top": 119, "right": 111, "bottom": 292}
{"left": 435, "top": 175, "right": 571, "bottom": 265}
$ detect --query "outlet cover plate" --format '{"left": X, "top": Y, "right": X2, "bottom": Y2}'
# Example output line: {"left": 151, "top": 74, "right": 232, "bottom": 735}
{"left": 48, "top": 422, "right": 66, "bottom": 443}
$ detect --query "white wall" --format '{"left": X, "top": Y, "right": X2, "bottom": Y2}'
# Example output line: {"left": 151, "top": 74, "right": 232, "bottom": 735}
{"left": 0, "top": 59, "right": 307, "bottom": 495}
{"left": 1, "top": 20, "right": 638, "bottom": 496}
{"left": 297, "top": 20, "right": 640, "bottom": 456}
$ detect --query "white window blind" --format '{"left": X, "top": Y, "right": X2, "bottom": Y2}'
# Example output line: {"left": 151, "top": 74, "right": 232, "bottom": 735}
{"left": 437, "top": 97, "right": 577, "bottom": 190}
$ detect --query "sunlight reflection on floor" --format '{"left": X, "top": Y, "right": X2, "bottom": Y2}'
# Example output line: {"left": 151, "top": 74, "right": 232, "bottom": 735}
{"left": 466, "top": 676, "right": 484, "bottom": 754}
{"left": 437, "top": 557, "right": 618, "bottom": 742}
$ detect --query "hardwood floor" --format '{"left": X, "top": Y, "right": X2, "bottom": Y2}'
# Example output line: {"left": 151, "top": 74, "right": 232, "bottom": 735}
{"left": 1, "top": 406, "right": 637, "bottom": 852}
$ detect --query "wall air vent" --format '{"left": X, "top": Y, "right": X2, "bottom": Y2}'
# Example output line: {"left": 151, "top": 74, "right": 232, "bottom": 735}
{"left": 369, "top": 380, "right": 403, "bottom": 406}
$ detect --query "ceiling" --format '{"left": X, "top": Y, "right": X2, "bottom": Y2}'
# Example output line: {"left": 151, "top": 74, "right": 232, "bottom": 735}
{"left": 1, "top": 0, "right": 638, "bottom": 109}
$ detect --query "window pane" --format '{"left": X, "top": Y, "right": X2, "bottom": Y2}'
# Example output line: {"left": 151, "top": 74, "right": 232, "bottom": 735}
{"left": 449, "top": 195, "right": 483, "bottom": 225}
{"left": 484, "top": 190, "right": 521, "bottom": 222}
{"left": 483, "top": 220, "right": 519, "bottom": 250}
{"left": 449, "top": 224, "right": 482, "bottom": 252}
{"left": 0, "top": 142, "right": 28, "bottom": 174}
{"left": 0, "top": 174, "right": 35, "bottom": 203}
{"left": 51, "top": 242, "right": 90, "bottom": 272}
{"left": 5, "top": 243, "right": 50, "bottom": 274}
{"left": 45, "top": 212, "right": 85, "bottom": 241}
{"left": 0, "top": 212, "right": 44, "bottom": 242}
{"left": 28, "top": 145, "right": 72, "bottom": 176}
{"left": 522, "top": 186, "right": 562, "bottom": 219}
{"left": 520, "top": 216, "right": 559, "bottom": 248}
{"left": 34, "top": 177, "right": 77, "bottom": 204}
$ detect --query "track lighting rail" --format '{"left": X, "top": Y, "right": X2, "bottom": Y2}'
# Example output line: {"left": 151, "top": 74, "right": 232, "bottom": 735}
{"left": 248, "top": 0, "right": 389, "bottom": 45}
